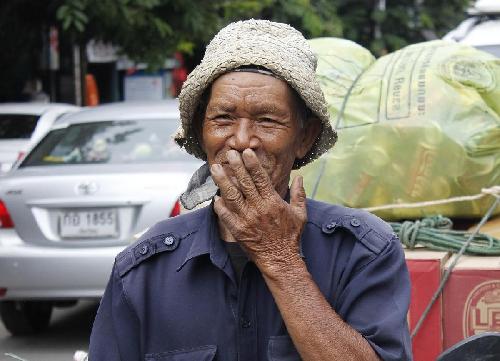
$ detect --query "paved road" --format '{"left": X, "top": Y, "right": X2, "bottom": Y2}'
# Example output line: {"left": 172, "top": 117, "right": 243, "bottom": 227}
{"left": 0, "top": 301, "right": 98, "bottom": 361}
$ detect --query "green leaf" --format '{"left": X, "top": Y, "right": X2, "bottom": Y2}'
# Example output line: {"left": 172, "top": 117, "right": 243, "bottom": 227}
{"left": 62, "top": 17, "right": 72, "bottom": 31}
{"left": 419, "top": 13, "right": 434, "bottom": 29}
{"left": 302, "top": 11, "right": 322, "bottom": 37}
{"left": 372, "top": 9, "right": 386, "bottom": 23}
{"left": 73, "top": 0, "right": 86, "bottom": 11}
{"left": 176, "top": 40, "right": 195, "bottom": 54}
{"left": 56, "top": 5, "right": 69, "bottom": 20}
{"left": 74, "top": 19, "right": 85, "bottom": 32}
{"left": 73, "top": 10, "right": 89, "bottom": 24}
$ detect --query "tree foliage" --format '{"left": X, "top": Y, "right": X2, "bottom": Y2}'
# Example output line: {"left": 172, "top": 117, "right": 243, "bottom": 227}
{"left": 333, "top": 0, "right": 473, "bottom": 55}
{"left": 0, "top": 0, "right": 472, "bottom": 100}
{"left": 50, "top": 0, "right": 345, "bottom": 68}
{"left": 53, "top": 0, "right": 225, "bottom": 66}
{"left": 221, "top": 0, "right": 343, "bottom": 39}
{"left": 52, "top": 0, "right": 471, "bottom": 66}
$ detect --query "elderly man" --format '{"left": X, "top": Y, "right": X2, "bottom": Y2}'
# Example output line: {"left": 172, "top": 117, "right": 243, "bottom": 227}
{"left": 89, "top": 20, "right": 412, "bottom": 361}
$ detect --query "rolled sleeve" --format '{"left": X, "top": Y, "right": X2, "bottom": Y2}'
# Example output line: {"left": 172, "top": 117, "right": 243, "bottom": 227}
{"left": 89, "top": 263, "right": 141, "bottom": 361}
{"left": 337, "top": 237, "right": 413, "bottom": 361}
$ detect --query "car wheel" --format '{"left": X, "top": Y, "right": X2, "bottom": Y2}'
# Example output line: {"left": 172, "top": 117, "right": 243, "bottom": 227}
{"left": 0, "top": 300, "right": 53, "bottom": 335}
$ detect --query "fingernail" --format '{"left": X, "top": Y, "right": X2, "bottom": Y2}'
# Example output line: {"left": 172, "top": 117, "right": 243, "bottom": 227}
{"left": 242, "top": 149, "right": 254, "bottom": 161}
{"left": 211, "top": 164, "right": 222, "bottom": 173}
{"left": 298, "top": 176, "right": 303, "bottom": 188}
{"left": 227, "top": 150, "right": 238, "bottom": 162}
{"left": 214, "top": 195, "right": 220, "bottom": 201}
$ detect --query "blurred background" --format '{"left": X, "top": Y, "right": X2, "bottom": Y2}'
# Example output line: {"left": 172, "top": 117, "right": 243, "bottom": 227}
{"left": 0, "top": 0, "right": 472, "bottom": 105}
{"left": 3, "top": 1, "right": 500, "bottom": 361}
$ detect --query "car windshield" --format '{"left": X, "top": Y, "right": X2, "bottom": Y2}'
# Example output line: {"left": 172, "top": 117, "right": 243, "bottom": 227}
{"left": 0, "top": 114, "right": 39, "bottom": 139}
{"left": 475, "top": 45, "right": 500, "bottom": 58}
{"left": 21, "top": 119, "right": 194, "bottom": 166}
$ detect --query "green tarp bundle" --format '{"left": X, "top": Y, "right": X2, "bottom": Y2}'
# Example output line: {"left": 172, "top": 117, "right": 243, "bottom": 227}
{"left": 298, "top": 38, "right": 500, "bottom": 220}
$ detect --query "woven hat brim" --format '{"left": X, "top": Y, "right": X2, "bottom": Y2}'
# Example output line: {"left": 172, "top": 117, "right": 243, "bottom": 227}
{"left": 175, "top": 20, "right": 337, "bottom": 169}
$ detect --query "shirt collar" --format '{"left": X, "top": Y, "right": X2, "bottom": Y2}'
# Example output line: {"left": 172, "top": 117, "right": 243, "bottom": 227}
{"left": 176, "top": 189, "right": 305, "bottom": 272}
{"left": 177, "top": 202, "right": 229, "bottom": 272}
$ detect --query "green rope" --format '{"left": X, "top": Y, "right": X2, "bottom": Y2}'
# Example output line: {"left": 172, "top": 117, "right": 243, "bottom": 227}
{"left": 390, "top": 215, "right": 500, "bottom": 255}
{"left": 403, "top": 196, "right": 500, "bottom": 339}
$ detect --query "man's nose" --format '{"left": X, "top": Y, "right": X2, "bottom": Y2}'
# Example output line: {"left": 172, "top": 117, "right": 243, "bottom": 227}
{"left": 227, "top": 119, "right": 260, "bottom": 151}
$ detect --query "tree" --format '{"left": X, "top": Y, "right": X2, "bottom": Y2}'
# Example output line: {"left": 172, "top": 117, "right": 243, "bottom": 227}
{"left": 337, "top": 0, "right": 472, "bottom": 56}
{"left": 64, "top": 0, "right": 472, "bottom": 66}
{"left": 54, "top": 0, "right": 344, "bottom": 68}
{"left": 55, "top": 0, "right": 229, "bottom": 68}
{"left": 0, "top": 0, "right": 472, "bottom": 101}
{"left": 221, "top": 0, "right": 343, "bottom": 39}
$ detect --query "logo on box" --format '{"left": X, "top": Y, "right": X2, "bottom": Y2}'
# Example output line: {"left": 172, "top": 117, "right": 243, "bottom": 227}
{"left": 463, "top": 280, "right": 500, "bottom": 337}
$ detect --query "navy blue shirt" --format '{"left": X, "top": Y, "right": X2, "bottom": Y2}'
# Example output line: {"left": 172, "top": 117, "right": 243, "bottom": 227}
{"left": 89, "top": 199, "right": 412, "bottom": 361}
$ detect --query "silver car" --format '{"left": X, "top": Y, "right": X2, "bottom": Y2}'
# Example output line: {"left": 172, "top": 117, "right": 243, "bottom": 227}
{"left": 0, "top": 103, "right": 80, "bottom": 174}
{"left": 0, "top": 101, "right": 202, "bottom": 335}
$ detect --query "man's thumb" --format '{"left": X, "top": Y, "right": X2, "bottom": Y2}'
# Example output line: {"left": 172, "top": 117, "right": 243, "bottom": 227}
{"left": 290, "top": 175, "right": 307, "bottom": 213}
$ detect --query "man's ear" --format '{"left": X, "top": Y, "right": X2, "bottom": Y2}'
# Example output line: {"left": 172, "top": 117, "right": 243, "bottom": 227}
{"left": 295, "top": 116, "right": 322, "bottom": 160}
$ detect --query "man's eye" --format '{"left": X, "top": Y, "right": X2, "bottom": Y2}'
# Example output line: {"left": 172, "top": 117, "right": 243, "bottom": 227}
{"left": 215, "top": 114, "right": 232, "bottom": 120}
{"left": 258, "top": 117, "right": 277, "bottom": 124}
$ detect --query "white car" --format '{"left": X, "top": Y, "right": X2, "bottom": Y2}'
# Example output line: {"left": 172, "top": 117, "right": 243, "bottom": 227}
{"left": 0, "top": 103, "right": 80, "bottom": 174}
{"left": 444, "top": 0, "right": 500, "bottom": 57}
{"left": 0, "top": 101, "right": 202, "bottom": 335}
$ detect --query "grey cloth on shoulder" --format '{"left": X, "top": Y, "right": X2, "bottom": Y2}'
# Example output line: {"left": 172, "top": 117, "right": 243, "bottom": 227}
{"left": 180, "top": 163, "right": 218, "bottom": 210}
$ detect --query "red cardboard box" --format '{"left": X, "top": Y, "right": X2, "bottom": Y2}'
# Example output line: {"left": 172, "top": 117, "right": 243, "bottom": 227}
{"left": 405, "top": 249, "right": 450, "bottom": 361}
{"left": 470, "top": 216, "right": 500, "bottom": 239}
{"left": 443, "top": 255, "right": 500, "bottom": 349}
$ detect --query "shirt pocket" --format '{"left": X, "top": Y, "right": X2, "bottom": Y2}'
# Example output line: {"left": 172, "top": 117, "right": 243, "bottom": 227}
{"left": 267, "top": 336, "right": 301, "bottom": 361}
{"left": 145, "top": 345, "right": 217, "bottom": 361}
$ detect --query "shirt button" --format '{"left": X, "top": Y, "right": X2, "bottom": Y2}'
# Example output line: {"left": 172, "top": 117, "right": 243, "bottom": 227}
{"left": 350, "top": 218, "right": 361, "bottom": 227}
{"left": 326, "top": 222, "right": 336, "bottom": 230}
{"left": 139, "top": 245, "right": 149, "bottom": 255}
{"left": 240, "top": 317, "right": 251, "bottom": 328}
{"left": 164, "top": 235, "right": 175, "bottom": 246}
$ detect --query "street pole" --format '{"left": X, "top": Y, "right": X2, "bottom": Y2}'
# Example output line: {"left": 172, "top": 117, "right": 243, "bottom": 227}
{"left": 49, "top": 26, "right": 59, "bottom": 102}
{"left": 73, "top": 44, "right": 82, "bottom": 106}
{"left": 374, "top": 0, "right": 386, "bottom": 41}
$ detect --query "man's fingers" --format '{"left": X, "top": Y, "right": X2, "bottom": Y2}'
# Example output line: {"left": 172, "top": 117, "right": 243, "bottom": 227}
{"left": 226, "top": 150, "right": 259, "bottom": 200}
{"left": 242, "top": 149, "right": 275, "bottom": 199}
{"left": 213, "top": 196, "right": 241, "bottom": 235}
{"left": 210, "top": 163, "right": 245, "bottom": 212}
{"left": 290, "top": 175, "right": 307, "bottom": 219}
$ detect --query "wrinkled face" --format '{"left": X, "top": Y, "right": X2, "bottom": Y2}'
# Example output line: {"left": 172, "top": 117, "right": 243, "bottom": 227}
{"left": 200, "top": 71, "right": 320, "bottom": 196}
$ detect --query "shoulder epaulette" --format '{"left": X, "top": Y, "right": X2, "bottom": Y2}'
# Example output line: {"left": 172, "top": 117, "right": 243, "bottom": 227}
{"left": 115, "top": 232, "right": 186, "bottom": 277}
{"left": 114, "top": 208, "right": 206, "bottom": 277}
{"left": 308, "top": 199, "right": 394, "bottom": 255}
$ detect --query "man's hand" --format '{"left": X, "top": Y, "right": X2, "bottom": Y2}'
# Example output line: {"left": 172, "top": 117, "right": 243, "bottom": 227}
{"left": 210, "top": 148, "right": 306, "bottom": 272}
{"left": 210, "top": 150, "right": 382, "bottom": 361}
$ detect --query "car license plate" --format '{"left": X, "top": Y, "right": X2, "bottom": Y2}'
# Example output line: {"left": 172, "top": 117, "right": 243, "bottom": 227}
{"left": 59, "top": 209, "right": 119, "bottom": 239}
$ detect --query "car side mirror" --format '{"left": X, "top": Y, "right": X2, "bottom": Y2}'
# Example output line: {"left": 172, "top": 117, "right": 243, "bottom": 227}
{"left": 436, "top": 333, "right": 500, "bottom": 361}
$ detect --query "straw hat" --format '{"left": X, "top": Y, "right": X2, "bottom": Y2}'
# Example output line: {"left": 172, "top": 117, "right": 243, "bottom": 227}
{"left": 175, "top": 19, "right": 337, "bottom": 169}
